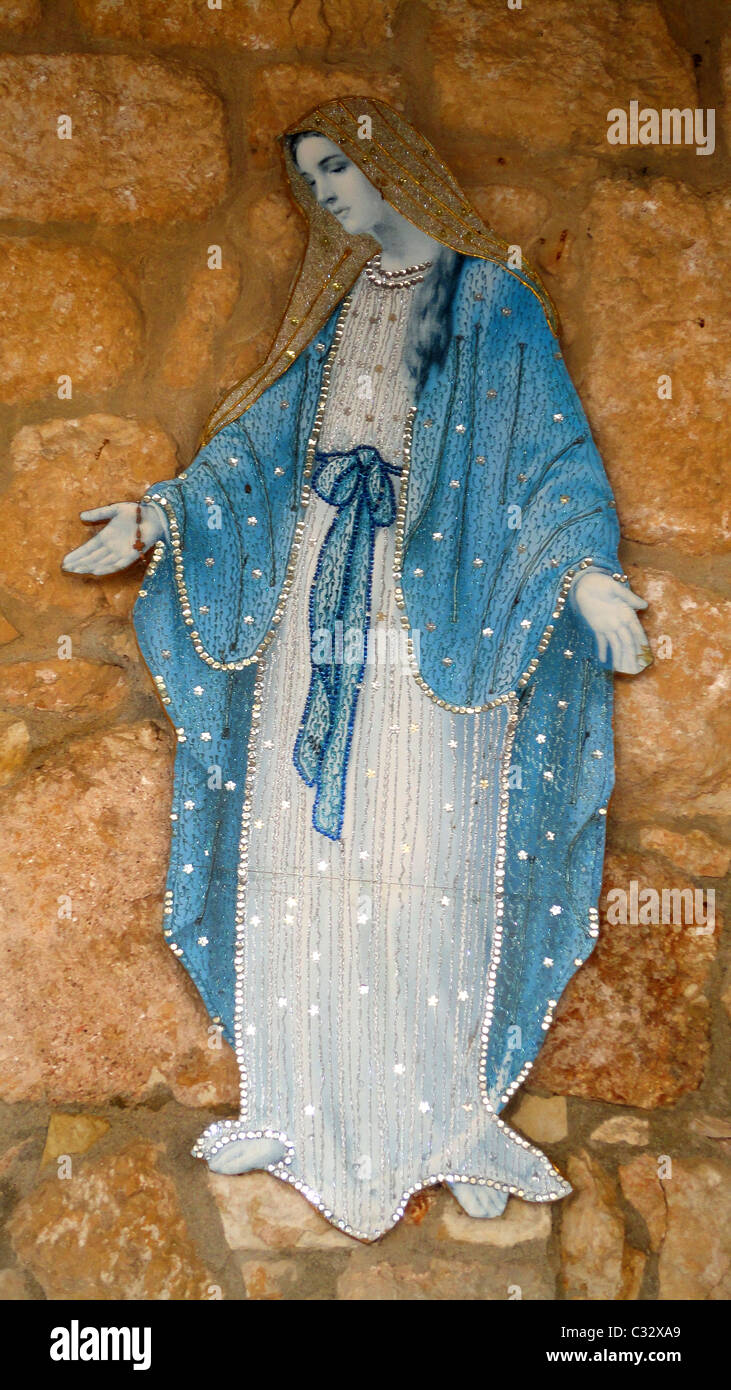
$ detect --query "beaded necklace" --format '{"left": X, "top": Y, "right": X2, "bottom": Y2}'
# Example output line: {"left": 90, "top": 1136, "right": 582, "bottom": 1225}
{"left": 364, "top": 250, "right": 433, "bottom": 288}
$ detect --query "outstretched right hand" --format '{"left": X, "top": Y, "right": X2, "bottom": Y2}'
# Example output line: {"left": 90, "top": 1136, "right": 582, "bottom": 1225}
{"left": 62, "top": 501, "right": 165, "bottom": 576}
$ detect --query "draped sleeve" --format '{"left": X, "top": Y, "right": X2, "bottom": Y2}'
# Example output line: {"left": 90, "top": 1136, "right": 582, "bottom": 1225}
{"left": 128, "top": 318, "right": 336, "bottom": 1043}
{"left": 399, "top": 257, "right": 621, "bottom": 709}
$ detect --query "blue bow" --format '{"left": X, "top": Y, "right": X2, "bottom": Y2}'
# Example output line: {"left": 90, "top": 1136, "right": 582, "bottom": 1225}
{"left": 293, "top": 446, "right": 403, "bottom": 839}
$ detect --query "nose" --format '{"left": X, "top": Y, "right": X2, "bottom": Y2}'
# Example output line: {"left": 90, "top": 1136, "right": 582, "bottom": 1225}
{"left": 313, "top": 175, "right": 336, "bottom": 208}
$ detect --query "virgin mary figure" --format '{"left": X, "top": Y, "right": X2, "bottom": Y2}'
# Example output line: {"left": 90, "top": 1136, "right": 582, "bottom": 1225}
{"left": 63, "top": 96, "right": 650, "bottom": 1242}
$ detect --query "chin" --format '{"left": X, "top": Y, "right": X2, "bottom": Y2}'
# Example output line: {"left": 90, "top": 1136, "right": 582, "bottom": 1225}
{"left": 336, "top": 211, "right": 363, "bottom": 236}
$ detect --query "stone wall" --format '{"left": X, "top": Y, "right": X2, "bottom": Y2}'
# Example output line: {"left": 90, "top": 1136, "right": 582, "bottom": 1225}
{"left": 0, "top": 0, "right": 728, "bottom": 1301}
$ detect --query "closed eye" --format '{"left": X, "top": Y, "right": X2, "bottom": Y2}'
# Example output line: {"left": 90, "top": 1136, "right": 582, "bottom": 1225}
{"left": 301, "top": 158, "right": 350, "bottom": 188}
{"left": 320, "top": 155, "right": 348, "bottom": 172}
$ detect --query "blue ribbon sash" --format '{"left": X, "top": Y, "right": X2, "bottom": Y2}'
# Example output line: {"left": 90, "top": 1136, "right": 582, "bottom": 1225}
{"left": 293, "top": 445, "right": 403, "bottom": 840}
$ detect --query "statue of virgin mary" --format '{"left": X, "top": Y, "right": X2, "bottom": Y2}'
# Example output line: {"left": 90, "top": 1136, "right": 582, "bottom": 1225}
{"left": 63, "top": 96, "right": 650, "bottom": 1242}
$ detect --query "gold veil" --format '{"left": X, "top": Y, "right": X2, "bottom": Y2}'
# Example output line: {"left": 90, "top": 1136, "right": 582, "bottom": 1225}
{"left": 198, "top": 95, "right": 558, "bottom": 448}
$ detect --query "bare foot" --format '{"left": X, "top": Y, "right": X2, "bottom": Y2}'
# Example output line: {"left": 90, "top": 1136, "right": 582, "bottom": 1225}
{"left": 447, "top": 1181, "right": 509, "bottom": 1218}
{"left": 206, "top": 1136, "right": 287, "bottom": 1175}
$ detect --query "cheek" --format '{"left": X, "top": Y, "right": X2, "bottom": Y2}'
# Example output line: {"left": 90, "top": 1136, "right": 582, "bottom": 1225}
{"left": 344, "top": 166, "right": 382, "bottom": 216}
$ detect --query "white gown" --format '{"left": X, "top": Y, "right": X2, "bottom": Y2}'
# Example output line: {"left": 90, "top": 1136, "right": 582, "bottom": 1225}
{"left": 234, "top": 266, "right": 568, "bottom": 1238}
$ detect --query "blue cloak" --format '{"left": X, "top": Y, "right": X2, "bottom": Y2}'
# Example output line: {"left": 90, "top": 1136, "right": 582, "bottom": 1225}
{"left": 133, "top": 254, "right": 620, "bottom": 1115}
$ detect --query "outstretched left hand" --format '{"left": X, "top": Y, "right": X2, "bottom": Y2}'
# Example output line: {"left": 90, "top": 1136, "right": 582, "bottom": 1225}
{"left": 571, "top": 570, "right": 652, "bottom": 674}
{"left": 62, "top": 502, "right": 165, "bottom": 576}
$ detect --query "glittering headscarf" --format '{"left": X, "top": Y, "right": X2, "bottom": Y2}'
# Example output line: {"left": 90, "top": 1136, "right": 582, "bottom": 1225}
{"left": 198, "top": 95, "right": 558, "bottom": 448}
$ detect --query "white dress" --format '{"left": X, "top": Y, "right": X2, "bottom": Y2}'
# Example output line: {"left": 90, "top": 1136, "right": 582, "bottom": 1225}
{"left": 235, "top": 265, "right": 567, "bottom": 1239}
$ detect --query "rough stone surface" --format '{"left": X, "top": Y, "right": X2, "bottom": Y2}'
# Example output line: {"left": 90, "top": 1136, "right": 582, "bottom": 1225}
{"left": 429, "top": 1, "right": 695, "bottom": 154}
{"left": 337, "top": 1250, "right": 554, "bottom": 1300}
{"left": 0, "top": 1137, "right": 34, "bottom": 1178}
{"left": 591, "top": 1115, "right": 650, "bottom": 1147}
{"left": 0, "top": 721, "right": 238, "bottom": 1106}
{"left": 689, "top": 1114, "right": 731, "bottom": 1143}
{"left": 0, "top": 0, "right": 39, "bottom": 33}
{"left": 618, "top": 1154, "right": 669, "bottom": 1251}
{"left": 221, "top": 327, "right": 277, "bottom": 390}
{"left": 0, "top": 611, "right": 20, "bottom": 645}
{"left": 402, "top": 1186, "right": 440, "bottom": 1227}
{"left": 75, "top": 0, "right": 397, "bottom": 51}
{"left": 613, "top": 568, "right": 731, "bottom": 822}
{"left": 247, "top": 192, "right": 305, "bottom": 281}
{"left": 577, "top": 181, "right": 730, "bottom": 555}
{"left": 247, "top": 66, "right": 402, "bottom": 167}
{"left": 621, "top": 1247, "right": 648, "bottom": 1302}
{"left": 9, "top": 1141, "right": 215, "bottom": 1299}
{"left": 722, "top": 30, "right": 731, "bottom": 155}
{"left": 437, "top": 1192, "right": 552, "bottom": 1248}
{"left": 532, "top": 851, "right": 718, "bottom": 1107}
{"left": 0, "top": 1269, "right": 33, "bottom": 1299}
{"left": 208, "top": 1170, "right": 353, "bottom": 1252}
{"left": 41, "top": 1113, "right": 110, "bottom": 1167}
{"left": 560, "top": 1151, "right": 645, "bottom": 1299}
{"left": 0, "top": 658, "right": 128, "bottom": 716}
{"left": 620, "top": 1155, "right": 731, "bottom": 1298}
{"left": 0, "top": 240, "right": 141, "bottom": 405}
{"left": 468, "top": 186, "right": 550, "bottom": 257}
{"left": 638, "top": 826, "right": 730, "bottom": 879}
{"left": 0, "top": 56, "right": 228, "bottom": 223}
{"left": 560, "top": 1152, "right": 625, "bottom": 1299}
{"left": 1, "top": 415, "right": 178, "bottom": 620}
{"left": 510, "top": 1094, "right": 568, "bottom": 1144}
{"left": 535, "top": 225, "right": 580, "bottom": 288}
{"left": 0, "top": 718, "right": 30, "bottom": 786}
{"left": 0, "top": 0, "right": 727, "bottom": 1305}
{"left": 238, "top": 1258, "right": 299, "bottom": 1300}
{"left": 210, "top": 198, "right": 303, "bottom": 371}
{"left": 161, "top": 261, "right": 240, "bottom": 390}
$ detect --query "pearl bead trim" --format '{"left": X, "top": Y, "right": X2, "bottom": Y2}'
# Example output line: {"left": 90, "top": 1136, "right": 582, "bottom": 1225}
{"left": 140, "top": 294, "right": 355, "bottom": 672}
{"left": 139, "top": 301, "right": 597, "bottom": 715}
{"left": 203, "top": 650, "right": 571, "bottom": 1240}
{"left": 191, "top": 1122, "right": 295, "bottom": 1170}
{"left": 364, "top": 250, "right": 433, "bottom": 288}
{"left": 390, "top": 408, "right": 597, "bottom": 712}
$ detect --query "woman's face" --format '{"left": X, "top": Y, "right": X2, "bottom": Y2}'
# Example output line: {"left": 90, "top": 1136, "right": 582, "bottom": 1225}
{"left": 293, "top": 134, "right": 385, "bottom": 238}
